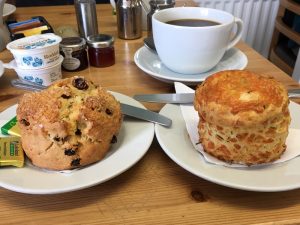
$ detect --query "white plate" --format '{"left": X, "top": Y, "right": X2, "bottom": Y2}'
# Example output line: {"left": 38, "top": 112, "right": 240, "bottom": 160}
{"left": 134, "top": 46, "right": 248, "bottom": 85}
{"left": 155, "top": 101, "right": 300, "bottom": 192}
{"left": 0, "top": 92, "right": 155, "bottom": 194}
{"left": 3, "top": 3, "right": 16, "bottom": 20}
{"left": 0, "top": 60, "right": 4, "bottom": 78}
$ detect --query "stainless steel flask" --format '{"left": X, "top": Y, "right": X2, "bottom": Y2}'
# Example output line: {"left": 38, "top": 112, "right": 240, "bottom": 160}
{"left": 116, "top": 0, "right": 142, "bottom": 40}
{"left": 74, "top": 0, "right": 99, "bottom": 39}
{"left": 146, "top": 0, "right": 175, "bottom": 37}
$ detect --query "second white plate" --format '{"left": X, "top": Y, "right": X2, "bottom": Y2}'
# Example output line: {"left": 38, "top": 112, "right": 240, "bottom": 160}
{"left": 134, "top": 46, "right": 248, "bottom": 85}
{"left": 155, "top": 101, "right": 300, "bottom": 192}
{"left": 0, "top": 60, "right": 4, "bottom": 79}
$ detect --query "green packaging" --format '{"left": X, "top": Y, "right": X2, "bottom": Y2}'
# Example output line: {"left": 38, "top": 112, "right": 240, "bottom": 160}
{"left": 0, "top": 136, "right": 24, "bottom": 167}
{"left": 1, "top": 116, "right": 21, "bottom": 137}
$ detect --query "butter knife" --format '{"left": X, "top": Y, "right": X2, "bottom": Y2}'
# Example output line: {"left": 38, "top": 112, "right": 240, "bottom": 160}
{"left": 120, "top": 103, "right": 171, "bottom": 127}
{"left": 134, "top": 93, "right": 195, "bottom": 104}
{"left": 134, "top": 89, "right": 300, "bottom": 104}
{"left": 11, "top": 79, "right": 172, "bottom": 127}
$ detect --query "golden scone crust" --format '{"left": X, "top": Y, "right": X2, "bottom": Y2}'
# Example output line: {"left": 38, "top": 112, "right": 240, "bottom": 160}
{"left": 17, "top": 76, "right": 122, "bottom": 170}
{"left": 194, "top": 70, "right": 291, "bottom": 165}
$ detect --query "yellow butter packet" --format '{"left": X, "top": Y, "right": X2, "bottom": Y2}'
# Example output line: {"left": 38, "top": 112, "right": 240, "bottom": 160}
{"left": 0, "top": 136, "right": 24, "bottom": 167}
{"left": 16, "top": 25, "right": 48, "bottom": 36}
{"left": 1, "top": 116, "right": 21, "bottom": 137}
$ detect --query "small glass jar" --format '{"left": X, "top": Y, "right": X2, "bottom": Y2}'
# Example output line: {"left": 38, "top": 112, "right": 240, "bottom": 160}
{"left": 60, "top": 37, "right": 88, "bottom": 72}
{"left": 87, "top": 34, "right": 115, "bottom": 68}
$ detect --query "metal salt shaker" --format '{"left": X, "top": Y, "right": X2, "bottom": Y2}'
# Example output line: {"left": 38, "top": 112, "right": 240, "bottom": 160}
{"left": 116, "top": 0, "right": 142, "bottom": 40}
{"left": 74, "top": 0, "right": 99, "bottom": 39}
{"left": 147, "top": 0, "right": 175, "bottom": 37}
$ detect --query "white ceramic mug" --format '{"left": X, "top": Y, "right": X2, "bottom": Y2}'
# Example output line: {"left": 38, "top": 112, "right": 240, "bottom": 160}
{"left": 152, "top": 7, "right": 243, "bottom": 74}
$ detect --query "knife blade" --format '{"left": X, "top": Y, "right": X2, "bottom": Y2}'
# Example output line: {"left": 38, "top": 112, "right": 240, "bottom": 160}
{"left": 134, "top": 89, "right": 300, "bottom": 104}
{"left": 288, "top": 89, "right": 300, "bottom": 97}
{"left": 120, "top": 103, "right": 172, "bottom": 127}
{"left": 11, "top": 79, "right": 47, "bottom": 91}
{"left": 134, "top": 93, "right": 194, "bottom": 104}
{"left": 11, "top": 79, "right": 172, "bottom": 127}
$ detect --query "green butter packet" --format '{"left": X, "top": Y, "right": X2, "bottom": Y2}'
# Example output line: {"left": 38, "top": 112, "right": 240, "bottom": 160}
{"left": 1, "top": 116, "right": 21, "bottom": 137}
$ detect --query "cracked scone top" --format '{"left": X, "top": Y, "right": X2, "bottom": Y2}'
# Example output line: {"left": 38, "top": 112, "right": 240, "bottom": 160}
{"left": 17, "top": 76, "right": 122, "bottom": 170}
{"left": 194, "top": 70, "right": 291, "bottom": 165}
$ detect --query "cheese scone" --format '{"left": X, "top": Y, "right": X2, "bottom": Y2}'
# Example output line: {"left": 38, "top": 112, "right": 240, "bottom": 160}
{"left": 194, "top": 70, "right": 291, "bottom": 165}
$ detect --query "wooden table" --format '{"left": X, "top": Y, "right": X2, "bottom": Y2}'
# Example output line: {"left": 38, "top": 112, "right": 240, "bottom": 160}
{"left": 1, "top": 4, "right": 300, "bottom": 225}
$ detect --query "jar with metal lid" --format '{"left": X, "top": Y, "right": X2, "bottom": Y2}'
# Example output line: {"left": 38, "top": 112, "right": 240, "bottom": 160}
{"left": 87, "top": 34, "right": 115, "bottom": 68}
{"left": 60, "top": 37, "right": 88, "bottom": 71}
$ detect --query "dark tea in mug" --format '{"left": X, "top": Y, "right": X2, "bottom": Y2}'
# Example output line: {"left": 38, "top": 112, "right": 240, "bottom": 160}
{"left": 166, "top": 19, "right": 220, "bottom": 27}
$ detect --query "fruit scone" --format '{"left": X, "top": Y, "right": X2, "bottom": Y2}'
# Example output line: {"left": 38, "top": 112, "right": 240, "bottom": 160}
{"left": 17, "top": 76, "right": 122, "bottom": 170}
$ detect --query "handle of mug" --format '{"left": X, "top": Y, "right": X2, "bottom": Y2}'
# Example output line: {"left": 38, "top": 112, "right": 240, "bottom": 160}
{"left": 226, "top": 17, "right": 243, "bottom": 50}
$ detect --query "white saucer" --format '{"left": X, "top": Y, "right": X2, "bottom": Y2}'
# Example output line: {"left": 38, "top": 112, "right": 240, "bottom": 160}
{"left": 134, "top": 46, "right": 248, "bottom": 85}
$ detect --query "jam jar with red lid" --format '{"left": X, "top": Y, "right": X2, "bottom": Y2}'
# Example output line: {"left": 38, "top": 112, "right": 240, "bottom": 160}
{"left": 87, "top": 34, "right": 115, "bottom": 68}
{"left": 60, "top": 37, "right": 88, "bottom": 71}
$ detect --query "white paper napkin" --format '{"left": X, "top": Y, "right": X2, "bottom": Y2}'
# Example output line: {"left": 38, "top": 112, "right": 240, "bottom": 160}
{"left": 174, "top": 82, "right": 300, "bottom": 168}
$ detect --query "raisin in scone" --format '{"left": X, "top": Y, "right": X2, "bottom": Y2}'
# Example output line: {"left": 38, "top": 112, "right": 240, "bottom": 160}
{"left": 194, "top": 70, "right": 291, "bottom": 165}
{"left": 17, "top": 76, "right": 122, "bottom": 170}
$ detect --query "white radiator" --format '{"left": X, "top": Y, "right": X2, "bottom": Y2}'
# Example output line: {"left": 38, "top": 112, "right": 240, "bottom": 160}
{"left": 194, "top": 0, "right": 280, "bottom": 57}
